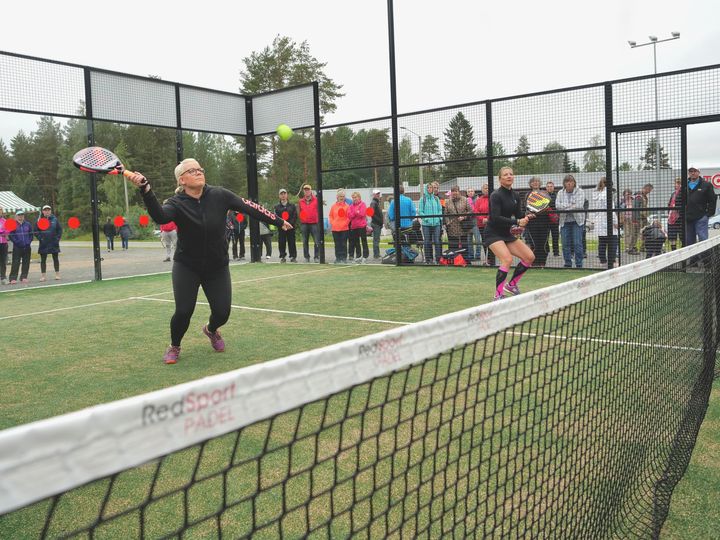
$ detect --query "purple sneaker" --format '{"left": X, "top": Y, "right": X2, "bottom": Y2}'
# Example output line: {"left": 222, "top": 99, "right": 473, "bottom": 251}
{"left": 163, "top": 345, "right": 181, "bottom": 365}
{"left": 202, "top": 325, "right": 225, "bottom": 352}
{"left": 504, "top": 283, "right": 521, "bottom": 296}
{"left": 493, "top": 294, "right": 505, "bottom": 302}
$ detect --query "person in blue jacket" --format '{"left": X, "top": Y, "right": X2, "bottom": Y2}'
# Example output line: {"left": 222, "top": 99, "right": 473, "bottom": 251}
{"left": 36, "top": 205, "right": 62, "bottom": 281}
{"left": 8, "top": 210, "right": 33, "bottom": 284}
{"left": 387, "top": 185, "right": 417, "bottom": 231}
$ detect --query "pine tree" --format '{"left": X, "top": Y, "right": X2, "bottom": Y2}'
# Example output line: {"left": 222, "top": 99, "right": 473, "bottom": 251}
{"left": 512, "top": 135, "right": 535, "bottom": 174}
{"left": 641, "top": 137, "right": 670, "bottom": 170}
{"left": 443, "top": 112, "right": 477, "bottom": 180}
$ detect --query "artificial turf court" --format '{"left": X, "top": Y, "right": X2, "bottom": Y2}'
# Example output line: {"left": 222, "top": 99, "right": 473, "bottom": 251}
{"left": 0, "top": 262, "right": 717, "bottom": 537}
{"left": 0, "top": 263, "right": 594, "bottom": 430}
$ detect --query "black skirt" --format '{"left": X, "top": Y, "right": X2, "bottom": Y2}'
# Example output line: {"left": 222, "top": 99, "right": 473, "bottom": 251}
{"left": 482, "top": 226, "right": 518, "bottom": 247}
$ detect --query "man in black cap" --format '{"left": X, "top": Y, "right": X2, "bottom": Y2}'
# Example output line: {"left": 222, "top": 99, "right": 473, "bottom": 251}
{"left": 36, "top": 204, "right": 62, "bottom": 281}
{"left": 274, "top": 188, "right": 298, "bottom": 262}
{"left": 683, "top": 167, "right": 716, "bottom": 246}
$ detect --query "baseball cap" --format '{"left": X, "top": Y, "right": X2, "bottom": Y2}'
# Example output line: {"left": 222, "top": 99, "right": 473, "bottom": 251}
{"left": 372, "top": 189, "right": 381, "bottom": 195}
{"left": 302, "top": 184, "right": 312, "bottom": 190}
{"left": 278, "top": 188, "right": 287, "bottom": 194}
{"left": 42, "top": 205, "right": 51, "bottom": 210}
{"left": 15, "top": 210, "right": 24, "bottom": 215}
{"left": 688, "top": 166, "right": 700, "bottom": 172}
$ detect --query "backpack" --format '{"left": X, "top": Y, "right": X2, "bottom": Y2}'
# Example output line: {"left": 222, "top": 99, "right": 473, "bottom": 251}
{"left": 439, "top": 249, "right": 468, "bottom": 267}
{"left": 381, "top": 246, "right": 419, "bottom": 264}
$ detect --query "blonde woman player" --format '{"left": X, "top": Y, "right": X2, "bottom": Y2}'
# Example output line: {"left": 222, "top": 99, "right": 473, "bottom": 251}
{"left": 126, "top": 158, "right": 292, "bottom": 364}
{"left": 482, "top": 167, "right": 535, "bottom": 301}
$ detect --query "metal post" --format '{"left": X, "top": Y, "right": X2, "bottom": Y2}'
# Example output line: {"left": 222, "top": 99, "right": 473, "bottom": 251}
{"left": 387, "top": 0, "right": 402, "bottom": 265}
{"left": 401, "top": 126, "right": 423, "bottom": 190}
{"left": 653, "top": 42, "right": 660, "bottom": 184}
{"left": 83, "top": 67, "right": 102, "bottom": 281}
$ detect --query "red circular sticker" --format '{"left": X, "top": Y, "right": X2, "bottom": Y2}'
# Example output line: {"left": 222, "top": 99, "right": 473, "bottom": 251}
{"left": 236, "top": 214, "right": 245, "bottom": 223}
{"left": 139, "top": 215, "right": 149, "bottom": 227}
{"left": 5, "top": 218, "right": 17, "bottom": 232}
{"left": 711, "top": 174, "right": 720, "bottom": 189}
{"left": 68, "top": 217, "right": 81, "bottom": 229}
{"left": 37, "top": 217, "right": 50, "bottom": 231}
{"left": 366, "top": 207, "right": 375, "bottom": 217}
{"left": 338, "top": 208, "right": 346, "bottom": 218}
{"left": 114, "top": 216, "right": 125, "bottom": 227}
{"left": 281, "top": 211, "right": 289, "bottom": 220}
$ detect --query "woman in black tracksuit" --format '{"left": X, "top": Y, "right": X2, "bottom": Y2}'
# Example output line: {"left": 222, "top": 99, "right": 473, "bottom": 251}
{"left": 127, "top": 159, "right": 292, "bottom": 365}
{"left": 482, "top": 166, "right": 535, "bottom": 301}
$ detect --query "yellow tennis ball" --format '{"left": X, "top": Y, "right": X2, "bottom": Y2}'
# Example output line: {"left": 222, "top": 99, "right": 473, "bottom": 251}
{"left": 276, "top": 124, "right": 293, "bottom": 141}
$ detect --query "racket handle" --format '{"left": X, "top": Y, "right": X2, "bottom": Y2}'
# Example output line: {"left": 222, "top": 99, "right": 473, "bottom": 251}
{"left": 122, "top": 169, "right": 148, "bottom": 187}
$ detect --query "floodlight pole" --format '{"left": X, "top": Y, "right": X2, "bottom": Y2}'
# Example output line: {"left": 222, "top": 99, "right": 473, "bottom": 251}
{"left": 400, "top": 126, "right": 423, "bottom": 189}
{"left": 628, "top": 33, "right": 680, "bottom": 182}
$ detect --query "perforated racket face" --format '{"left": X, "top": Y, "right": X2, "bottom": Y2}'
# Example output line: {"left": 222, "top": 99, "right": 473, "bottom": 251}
{"left": 72, "top": 147, "right": 123, "bottom": 174}
{"left": 526, "top": 191, "right": 551, "bottom": 213}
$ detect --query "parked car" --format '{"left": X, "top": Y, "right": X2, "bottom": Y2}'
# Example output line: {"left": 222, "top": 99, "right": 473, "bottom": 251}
{"left": 708, "top": 214, "right": 720, "bottom": 229}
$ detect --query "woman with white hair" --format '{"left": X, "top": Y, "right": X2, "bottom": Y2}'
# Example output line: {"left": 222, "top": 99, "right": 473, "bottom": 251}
{"left": 126, "top": 158, "right": 293, "bottom": 365}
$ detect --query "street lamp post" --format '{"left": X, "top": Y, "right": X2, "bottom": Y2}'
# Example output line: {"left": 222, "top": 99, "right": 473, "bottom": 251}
{"left": 400, "top": 126, "right": 423, "bottom": 189}
{"left": 628, "top": 33, "right": 680, "bottom": 181}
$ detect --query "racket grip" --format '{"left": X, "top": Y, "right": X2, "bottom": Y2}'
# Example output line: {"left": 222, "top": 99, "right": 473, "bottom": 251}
{"left": 122, "top": 169, "right": 148, "bottom": 187}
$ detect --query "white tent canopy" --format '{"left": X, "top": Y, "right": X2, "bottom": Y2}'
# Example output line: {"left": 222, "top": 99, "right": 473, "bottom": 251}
{"left": 0, "top": 191, "right": 40, "bottom": 213}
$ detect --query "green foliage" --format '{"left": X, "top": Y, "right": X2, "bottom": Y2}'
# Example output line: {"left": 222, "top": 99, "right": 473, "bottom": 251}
{"left": 538, "top": 141, "right": 569, "bottom": 174}
{"left": 443, "top": 112, "right": 477, "bottom": 180}
{"left": 641, "top": 136, "right": 670, "bottom": 170}
{"left": 583, "top": 135, "right": 605, "bottom": 172}
{"left": 512, "top": 135, "right": 536, "bottom": 174}
{"left": 239, "top": 35, "right": 344, "bottom": 119}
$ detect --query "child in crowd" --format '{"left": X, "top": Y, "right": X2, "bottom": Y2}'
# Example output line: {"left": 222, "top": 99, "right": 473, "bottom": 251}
{"left": 641, "top": 217, "right": 668, "bottom": 258}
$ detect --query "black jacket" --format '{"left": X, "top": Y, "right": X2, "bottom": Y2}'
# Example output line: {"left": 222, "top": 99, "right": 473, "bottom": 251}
{"left": 683, "top": 180, "right": 717, "bottom": 222}
{"left": 142, "top": 184, "right": 283, "bottom": 271}
{"left": 370, "top": 197, "right": 384, "bottom": 226}
{"left": 274, "top": 201, "right": 298, "bottom": 226}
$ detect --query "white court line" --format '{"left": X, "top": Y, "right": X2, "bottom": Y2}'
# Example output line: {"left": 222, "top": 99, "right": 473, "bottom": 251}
{"left": 0, "top": 298, "right": 132, "bottom": 321}
{"left": 1, "top": 265, "right": 360, "bottom": 320}
{"left": 509, "top": 331, "right": 703, "bottom": 353}
{"left": 138, "top": 264, "right": 355, "bottom": 298}
{"left": 0, "top": 280, "right": 93, "bottom": 294}
{"left": 134, "top": 297, "right": 412, "bottom": 325}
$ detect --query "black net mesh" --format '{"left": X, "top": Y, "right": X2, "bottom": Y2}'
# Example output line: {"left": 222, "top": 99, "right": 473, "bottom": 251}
{"left": 612, "top": 67, "right": 720, "bottom": 126}
{"left": 90, "top": 71, "right": 177, "bottom": 128}
{"left": 1, "top": 243, "right": 717, "bottom": 539}
{"left": 0, "top": 54, "right": 84, "bottom": 117}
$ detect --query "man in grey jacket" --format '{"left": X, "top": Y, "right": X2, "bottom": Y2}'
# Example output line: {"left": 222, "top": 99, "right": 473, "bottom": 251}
{"left": 555, "top": 174, "right": 587, "bottom": 268}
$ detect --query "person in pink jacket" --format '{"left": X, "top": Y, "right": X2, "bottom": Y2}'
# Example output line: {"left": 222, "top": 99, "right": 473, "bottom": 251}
{"left": 0, "top": 207, "right": 8, "bottom": 284}
{"left": 347, "top": 191, "right": 369, "bottom": 263}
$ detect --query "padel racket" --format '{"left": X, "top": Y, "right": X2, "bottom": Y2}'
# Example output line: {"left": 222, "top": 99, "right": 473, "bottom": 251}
{"left": 72, "top": 147, "right": 147, "bottom": 187}
{"left": 526, "top": 190, "right": 551, "bottom": 214}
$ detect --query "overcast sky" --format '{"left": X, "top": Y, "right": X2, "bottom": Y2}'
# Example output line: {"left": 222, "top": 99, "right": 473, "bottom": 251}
{"left": 1, "top": 0, "right": 719, "bottom": 165}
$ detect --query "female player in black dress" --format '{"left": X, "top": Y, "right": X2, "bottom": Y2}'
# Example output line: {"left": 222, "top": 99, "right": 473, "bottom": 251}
{"left": 483, "top": 166, "right": 536, "bottom": 300}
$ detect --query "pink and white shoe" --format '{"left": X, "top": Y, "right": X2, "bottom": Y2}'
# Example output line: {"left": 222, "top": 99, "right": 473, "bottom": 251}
{"left": 202, "top": 325, "right": 225, "bottom": 352}
{"left": 163, "top": 345, "right": 181, "bottom": 365}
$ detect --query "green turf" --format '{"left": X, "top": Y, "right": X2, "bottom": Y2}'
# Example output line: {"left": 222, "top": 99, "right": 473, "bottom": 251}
{"left": 0, "top": 263, "right": 588, "bottom": 429}
{"left": 0, "top": 263, "right": 716, "bottom": 538}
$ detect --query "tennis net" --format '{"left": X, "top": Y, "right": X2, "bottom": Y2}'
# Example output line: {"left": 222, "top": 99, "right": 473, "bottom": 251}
{"left": 1, "top": 238, "right": 718, "bottom": 539}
